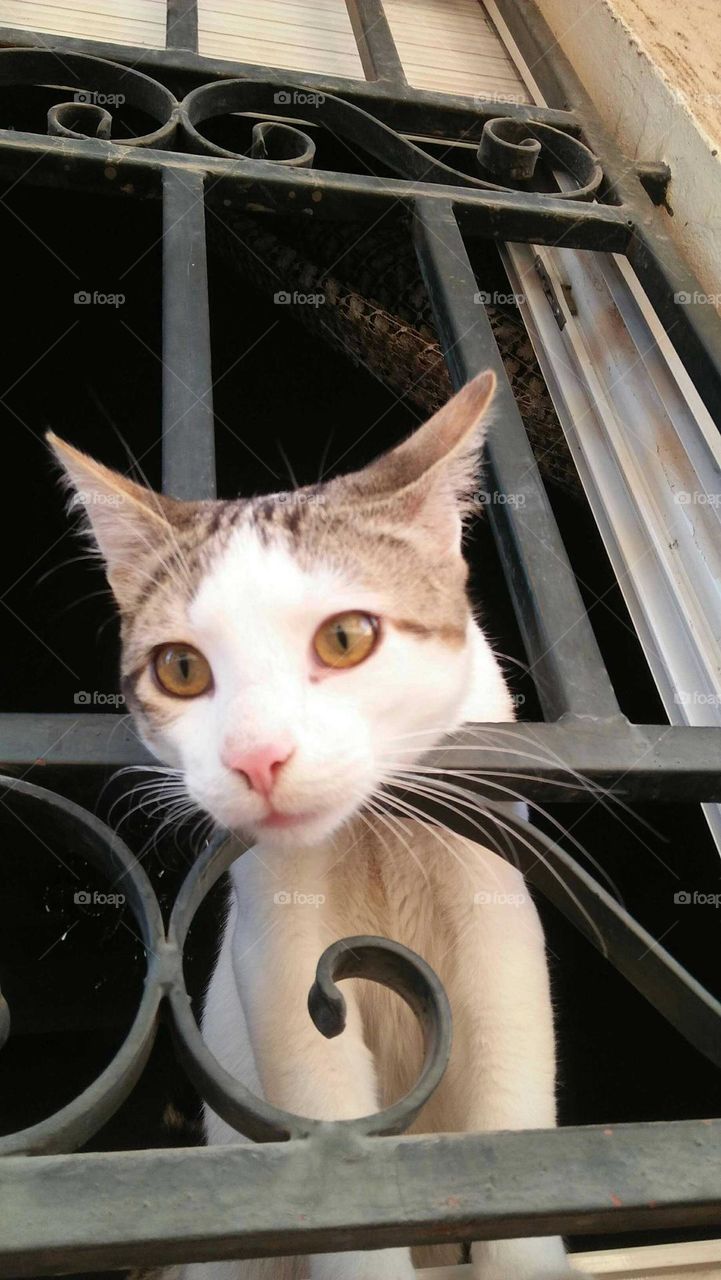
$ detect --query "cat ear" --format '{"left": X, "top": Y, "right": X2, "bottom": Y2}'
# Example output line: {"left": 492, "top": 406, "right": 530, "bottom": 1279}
{"left": 341, "top": 369, "right": 496, "bottom": 548}
{"left": 47, "top": 433, "right": 175, "bottom": 604}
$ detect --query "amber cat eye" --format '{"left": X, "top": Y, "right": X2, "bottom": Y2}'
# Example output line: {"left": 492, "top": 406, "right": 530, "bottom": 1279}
{"left": 152, "top": 644, "right": 213, "bottom": 698}
{"left": 313, "top": 612, "right": 380, "bottom": 669}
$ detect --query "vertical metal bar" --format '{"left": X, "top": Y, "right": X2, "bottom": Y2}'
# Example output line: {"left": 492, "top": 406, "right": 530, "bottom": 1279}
{"left": 413, "top": 197, "right": 621, "bottom": 722}
{"left": 344, "top": 0, "right": 407, "bottom": 84}
{"left": 166, "top": 0, "right": 198, "bottom": 53}
{"left": 161, "top": 167, "right": 216, "bottom": 498}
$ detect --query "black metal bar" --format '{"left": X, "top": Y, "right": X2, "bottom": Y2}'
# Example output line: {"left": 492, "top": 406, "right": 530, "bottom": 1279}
{"left": 420, "top": 721, "right": 721, "bottom": 803}
{"left": 2, "top": 1119, "right": 720, "bottom": 1275}
{"left": 161, "top": 167, "right": 216, "bottom": 499}
{"left": 0, "top": 129, "right": 634, "bottom": 251}
{"left": 414, "top": 197, "right": 622, "bottom": 721}
{"left": 491, "top": 0, "right": 721, "bottom": 426}
{"left": 165, "top": 0, "right": 198, "bottom": 53}
{"left": 2, "top": 715, "right": 721, "bottom": 802}
{"left": 344, "top": 0, "right": 407, "bottom": 84}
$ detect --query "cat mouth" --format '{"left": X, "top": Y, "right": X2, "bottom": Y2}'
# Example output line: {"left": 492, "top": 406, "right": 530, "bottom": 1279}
{"left": 257, "top": 808, "right": 323, "bottom": 830}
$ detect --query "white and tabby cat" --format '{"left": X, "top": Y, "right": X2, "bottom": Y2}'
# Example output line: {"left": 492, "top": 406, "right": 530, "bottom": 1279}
{"left": 49, "top": 370, "right": 572, "bottom": 1280}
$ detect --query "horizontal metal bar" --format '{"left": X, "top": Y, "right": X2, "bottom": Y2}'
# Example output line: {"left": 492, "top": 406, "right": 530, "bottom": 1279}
{"left": 0, "top": 714, "right": 153, "bottom": 768}
{"left": 419, "top": 721, "right": 721, "bottom": 802}
{"left": 0, "top": 130, "right": 633, "bottom": 252}
{"left": 1, "top": 716, "right": 720, "bottom": 800}
{"left": 2, "top": 1120, "right": 720, "bottom": 1275}
{"left": 414, "top": 198, "right": 621, "bottom": 720}
{"left": 161, "top": 167, "right": 216, "bottom": 499}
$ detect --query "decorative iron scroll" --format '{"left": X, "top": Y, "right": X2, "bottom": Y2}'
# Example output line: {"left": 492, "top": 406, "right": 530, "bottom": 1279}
{"left": 0, "top": 47, "right": 601, "bottom": 198}
{"left": 0, "top": 49, "right": 178, "bottom": 148}
{"left": 0, "top": 776, "right": 452, "bottom": 1154}
{"left": 179, "top": 78, "right": 602, "bottom": 197}
{"left": 2, "top": 773, "right": 720, "bottom": 1158}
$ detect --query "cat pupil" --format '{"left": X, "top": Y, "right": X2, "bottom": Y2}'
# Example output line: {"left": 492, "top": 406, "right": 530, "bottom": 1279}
{"left": 336, "top": 625, "right": 349, "bottom": 651}
{"left": 179, "top": 653, "right": 190, "bottom": 680}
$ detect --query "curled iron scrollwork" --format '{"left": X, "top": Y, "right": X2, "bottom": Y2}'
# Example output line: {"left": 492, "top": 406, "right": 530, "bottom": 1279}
{"left": 0, "top": 48, "right": 602, "bottom": 199}
{"left": 477, "top": 116, "right": 601, "bottom": 195}
{"left": 179, "top": 77, "right": 602, "bottom": 197}
{"left": 0, "top": 49, "right": 179, "bottom": 148}
{"left": 0, "top": 777, "right": 452, "bottom": 1154}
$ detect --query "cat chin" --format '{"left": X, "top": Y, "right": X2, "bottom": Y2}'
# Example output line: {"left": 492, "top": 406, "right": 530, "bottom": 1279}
{"left": 251, "top": 818, "right": 347, "bottom": 850}
{"left": 241, "top": 805, "right": 356, "bottom": 850}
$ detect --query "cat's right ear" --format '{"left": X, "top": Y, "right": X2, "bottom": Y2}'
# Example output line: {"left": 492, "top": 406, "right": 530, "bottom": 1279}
{"left": 47, "top": 434, "right": 173, "bottom": 603}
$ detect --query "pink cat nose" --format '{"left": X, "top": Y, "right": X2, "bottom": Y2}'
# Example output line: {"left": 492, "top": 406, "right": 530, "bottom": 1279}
{"left": 223, "top": 741, "right": 294, "bottom": 797}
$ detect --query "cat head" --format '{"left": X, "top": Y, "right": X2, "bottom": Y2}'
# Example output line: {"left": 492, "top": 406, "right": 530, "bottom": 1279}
{"left": 49, "top": 370, "right": 509, "bottom": 848}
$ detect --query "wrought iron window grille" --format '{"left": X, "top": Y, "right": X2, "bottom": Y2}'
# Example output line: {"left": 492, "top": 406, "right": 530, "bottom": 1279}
{"left": 0, "top": 0, "right": 720, "bottom": 1274}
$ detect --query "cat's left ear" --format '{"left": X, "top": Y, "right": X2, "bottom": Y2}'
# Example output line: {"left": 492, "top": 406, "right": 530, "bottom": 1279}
{"left": 340, "top": 368, "right": 496, "bottom": 550}
{"left": 47, "top": 433, "right": 178, "bottom": 606}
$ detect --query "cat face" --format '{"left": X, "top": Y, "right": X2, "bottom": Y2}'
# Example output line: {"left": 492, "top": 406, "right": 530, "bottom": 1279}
{"left": 49, "top": 371, "right": 504, "bottom": 847}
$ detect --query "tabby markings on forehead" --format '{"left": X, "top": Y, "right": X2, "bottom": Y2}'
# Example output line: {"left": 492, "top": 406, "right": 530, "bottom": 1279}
{"left": 122, "top": 503, "right": 241, "bottom": 617}
{"left": 247, "top": 492, "right": 320, "bottom": 544}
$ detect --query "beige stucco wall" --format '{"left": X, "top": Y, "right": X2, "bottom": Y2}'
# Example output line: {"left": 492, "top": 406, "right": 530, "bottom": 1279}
{"left": 535, "top": 0, "right": 721, "bottom": 306}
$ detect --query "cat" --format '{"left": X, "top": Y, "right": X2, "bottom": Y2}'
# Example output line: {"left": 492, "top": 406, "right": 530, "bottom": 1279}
{"left": 49, "top": 369, "right": 572, "bottom": 1280}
